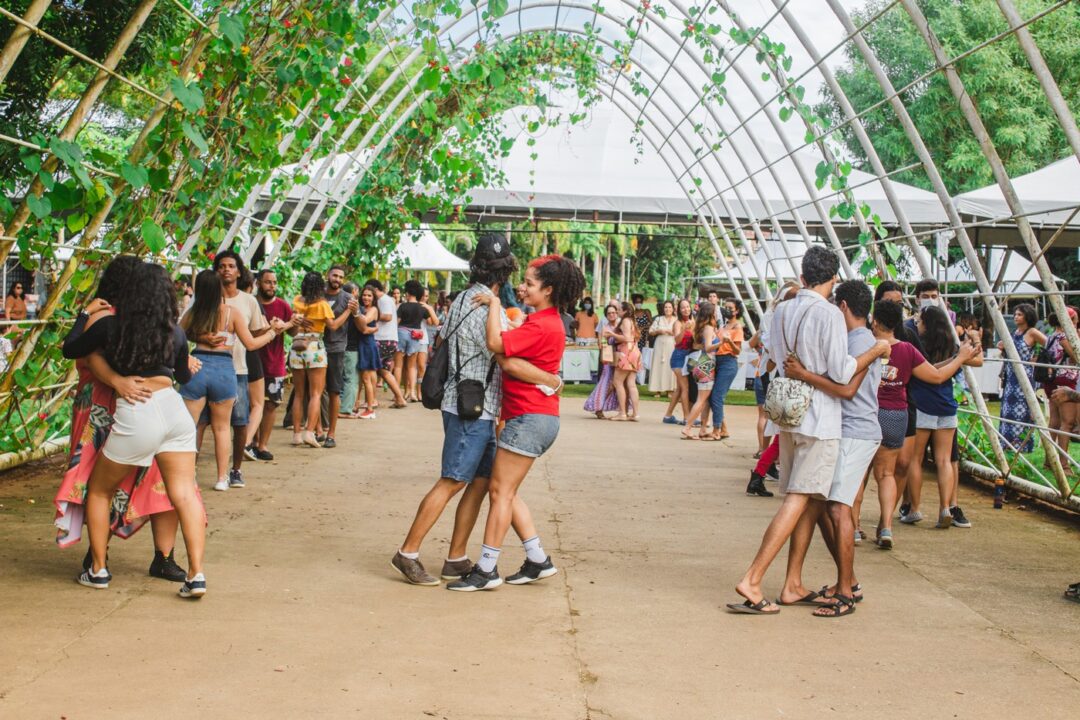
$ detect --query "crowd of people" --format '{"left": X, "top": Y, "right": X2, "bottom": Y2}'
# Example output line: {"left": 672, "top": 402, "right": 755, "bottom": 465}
{"left": 40, "top": 233, "right": 1080, "bottom": 608}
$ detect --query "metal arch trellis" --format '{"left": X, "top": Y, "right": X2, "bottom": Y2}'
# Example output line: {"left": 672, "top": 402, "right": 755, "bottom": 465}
{"left": 0, "top": 0, "right": 1076, "bottom": 509}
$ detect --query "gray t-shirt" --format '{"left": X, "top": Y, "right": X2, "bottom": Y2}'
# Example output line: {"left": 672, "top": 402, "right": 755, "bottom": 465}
{"left": 323, "top": 290, "right": 351, "bottom": 353}
{"left": 842, "top": 326, "right": 883, "bottom": 441}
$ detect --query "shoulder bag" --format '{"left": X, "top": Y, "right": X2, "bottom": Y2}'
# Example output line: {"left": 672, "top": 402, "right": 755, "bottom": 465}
{"left": 1033, "top": 334, "right": 1056, "bottom": 385}
{"left": 763, "top": 303, "right": 815, "bottom": 428}
{"left": 420, "top": 295, "right": 480, "bottom": 410}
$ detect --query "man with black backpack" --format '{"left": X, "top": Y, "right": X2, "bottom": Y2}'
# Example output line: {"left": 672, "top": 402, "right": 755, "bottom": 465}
{"left": 391, "top": 234, "right": 562, "bottom": 586}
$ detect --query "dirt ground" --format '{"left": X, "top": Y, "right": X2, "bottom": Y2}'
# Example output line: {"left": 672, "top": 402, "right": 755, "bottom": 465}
{"left": 1, "top": 401, "right": 1079, "bottom": 719}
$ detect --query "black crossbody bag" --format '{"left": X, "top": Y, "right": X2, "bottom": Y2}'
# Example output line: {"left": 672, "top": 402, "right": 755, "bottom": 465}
{"left": 420, "top": 295, "right": 484, "bottom": 412}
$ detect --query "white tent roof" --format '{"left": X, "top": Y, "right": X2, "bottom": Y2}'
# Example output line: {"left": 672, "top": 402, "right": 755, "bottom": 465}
{"left": 388, "top": 226, "right": 469, "bottom": 272}
{"left": 954, "top": 157, "right": 1080, "bottom": 228}
{"left": 943, "top": 247, "right": 1063, "bottom": 286}
{"left": 468, "top": 103, "right": 949, "bottom": 226}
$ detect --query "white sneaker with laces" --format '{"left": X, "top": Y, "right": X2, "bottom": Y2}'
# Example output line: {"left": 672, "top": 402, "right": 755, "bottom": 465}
{"left": 213, "top": 478, "right": 229, "bottom": 492}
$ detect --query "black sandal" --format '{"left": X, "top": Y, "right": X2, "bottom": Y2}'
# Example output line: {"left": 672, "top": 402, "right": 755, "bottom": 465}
{"left": 776, "top": 590, "right": 823, "bottom": 606}
{"left": 813, "top": 594, "right": 857, "bottom": 618}
{"left": 726, "top": 598, "right": 781, "bottom": 615}
{"left": 1065, "top": 582, "right": 1080, "bottom": 603}
{"left": 820, "top": 583, "right": 864, "bottom": 603}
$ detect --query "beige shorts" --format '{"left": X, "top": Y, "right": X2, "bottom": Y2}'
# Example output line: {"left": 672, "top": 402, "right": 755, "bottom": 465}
{"left": 778, "top": 432, "right": 839, "bottom": 500}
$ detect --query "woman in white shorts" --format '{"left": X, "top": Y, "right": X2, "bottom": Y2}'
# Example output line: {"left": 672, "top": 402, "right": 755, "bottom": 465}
{"left": 63, "top": 263, "right": 208, "bottom": 599}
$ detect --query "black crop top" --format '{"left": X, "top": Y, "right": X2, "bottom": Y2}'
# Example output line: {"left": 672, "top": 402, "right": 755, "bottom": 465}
{"left": 62, "top": 313, "right": 192, "bottom": 383}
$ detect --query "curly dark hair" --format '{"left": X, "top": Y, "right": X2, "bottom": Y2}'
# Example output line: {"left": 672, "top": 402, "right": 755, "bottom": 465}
{"left": 918, "top": 305, "right": 956, "bottom": 364}
{"left": 404, "top": 279, "right": 424, "bottom": 300}
{"left": 528, "top": 255, "right": 586, "bottom": 313}
{"left": 95, "top": 255, "right": 143, "bottom": 304}
{"left": 213, "top": 249, "right": 245, "bottom": 275}
{"left": 106, "top": 263, "right": 177, "bottom": 376}
{"left": 724, "top": 297, "right": 744, "bottom": 320}
{"left": 182, "top": 269, "right": 223, "bottom": 341}
{"left": 1013, "top": 302, "right": 1037, "bottom": 330}
{"left": 872, "top": 300, "right": 904, "bottom": 333}
{"left": 300, "top": 271, "right": 326, "bottom": 304}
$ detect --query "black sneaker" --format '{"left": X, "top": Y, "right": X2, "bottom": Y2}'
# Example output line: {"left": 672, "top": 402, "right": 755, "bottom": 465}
{"left": 316, "top": 433, "right": 328, "bottom": 445}
{"left": 228, "top": 469, "right": 245, "bottom": 488}
{"left": 81, "top": 547, "right": 108, "bottom": 572}
{"left": 765, "top": 464, "right": 779, "bottom": 481}
{"left": 899, "top": 502, "right": 911, "bottom": 519}
{"left": 322, "top": 437, "right": 337, "bottom": 449}
{"left": 446, "top": 565, "right": 502, "bottom": 592}
{"left": 746, "top": 473, "right": 774, "bottom": 497}
{"left": 253, "top": 447, "right": 274, "bottom": 461}
{"left": 506, "top": 556, "right": 558, "bottom": 585}
{"left": 148, "top": 550, "right": 187, "bottom": 582}
{"left": 950, "top": 505, "right": 972, "bottom": 528}
{"left": 76, "top": 567, "right": 111, "bottom": 589}
{"left": 178, "top": 573, "right": 206, "bottom": 599}
{"left": 242, "top": 444, "right": 257, "bottom": 461}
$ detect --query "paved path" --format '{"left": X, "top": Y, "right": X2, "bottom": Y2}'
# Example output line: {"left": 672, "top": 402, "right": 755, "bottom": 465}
{"left": 2, "top": 400, "right": 1079, "bottom": 719}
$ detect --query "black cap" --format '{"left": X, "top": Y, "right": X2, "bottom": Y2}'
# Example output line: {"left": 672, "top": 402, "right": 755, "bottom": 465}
{"left": 475, "top": 232, "right": 511, "bottom": 260}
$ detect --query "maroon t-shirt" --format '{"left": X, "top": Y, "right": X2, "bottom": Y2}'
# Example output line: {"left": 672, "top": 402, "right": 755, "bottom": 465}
{"left": 258, "top": 297, "right": 293, "bottom": 377}
{"left": 877, "top": 340, "right": 925, "bottom": 411}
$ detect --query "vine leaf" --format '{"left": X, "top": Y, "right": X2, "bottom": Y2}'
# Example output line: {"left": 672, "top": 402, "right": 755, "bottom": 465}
{"left": 182, "top": 121, "right": 210, "bottom": 155}
{"left": 171, "top": 78, "right": 205, "bottom": 113}
{"left": 120, "top": 163, "right": 149, "bottom": 189}
{"left": 141, "top": 218, "right": 166, "bottom": 253}
{"left": 219, "top": 14, "right": 246, "bottom": 49}
{"left": 26, "top": 193, "right": 51, "bottom": 219}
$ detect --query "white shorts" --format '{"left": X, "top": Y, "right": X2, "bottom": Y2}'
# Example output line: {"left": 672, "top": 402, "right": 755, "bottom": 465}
{"left": 103, "top": 388, "right": 197, "bottom": 467}
{"left": 779, "top": 432, "right": 839, "bottom": 500}
{"left": 827, "top": 437, "right": 880, "bottom": 507}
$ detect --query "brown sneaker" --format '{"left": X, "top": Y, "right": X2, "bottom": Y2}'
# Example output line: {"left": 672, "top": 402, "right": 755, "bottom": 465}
{"left": 441, "top": 557, "right": 472, "bottom": 580}
{"left": 391, "top": 552, "right": 439, "bottom": 586}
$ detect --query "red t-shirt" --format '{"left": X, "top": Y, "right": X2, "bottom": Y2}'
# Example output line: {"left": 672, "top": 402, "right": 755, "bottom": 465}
{"left": 500, "top": 307, "right": 565, "bottom": 420}
{"left": 258, "top": 297, "right": 293, "bottom": 377}
{"left": 877, "top": 340, "right": 925, "bottom": 411}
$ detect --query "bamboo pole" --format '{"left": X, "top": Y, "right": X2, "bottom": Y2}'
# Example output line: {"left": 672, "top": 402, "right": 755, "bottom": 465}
{"left": 0, "top": 0, "right": 52, "bottom": 85}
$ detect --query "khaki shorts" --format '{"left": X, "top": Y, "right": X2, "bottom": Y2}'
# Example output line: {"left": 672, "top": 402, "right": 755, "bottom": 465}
{"left": 779, "top": 432, "right": 839, "bottom": 500}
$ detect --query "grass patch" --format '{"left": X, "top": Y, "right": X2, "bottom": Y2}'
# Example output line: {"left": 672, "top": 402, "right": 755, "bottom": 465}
{"left": 561, "top": 383, "right": 759, "bottom": 407}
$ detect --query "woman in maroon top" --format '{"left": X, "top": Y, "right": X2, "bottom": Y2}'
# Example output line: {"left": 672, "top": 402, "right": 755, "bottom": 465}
{"left": 870, "top": 301, "right": 976, "bottom": 548}
{"left": 448, "top": 255, "right": 585, "bottom": 592}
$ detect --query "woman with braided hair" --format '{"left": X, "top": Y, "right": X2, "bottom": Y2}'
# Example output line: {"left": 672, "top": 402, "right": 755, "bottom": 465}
{"left": 448, "top": 255, "right": 585, "bottom": 592}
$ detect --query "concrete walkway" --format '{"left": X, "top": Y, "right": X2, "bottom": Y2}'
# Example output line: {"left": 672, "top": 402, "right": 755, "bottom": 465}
{"left": 2, "top": 400, "right": 1079, "bottom": 719}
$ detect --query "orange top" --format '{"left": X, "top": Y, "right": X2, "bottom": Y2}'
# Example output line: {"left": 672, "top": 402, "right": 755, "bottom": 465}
{"left": 715, "top": 323, "right": 744, "bottom": 356}
{"left": 293, "top": 296, "right": 335, "bottom": 334}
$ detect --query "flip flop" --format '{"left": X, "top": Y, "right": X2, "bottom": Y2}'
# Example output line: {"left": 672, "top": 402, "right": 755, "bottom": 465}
{"left": 813, "top": 594, "right": 857, "bottom": 618}
{"left": 1065, "top": 582, "right": 1080, "bottom": 602}
{"left": 726, "top": 598, "right": 780, "bottom": 615}
{"left": 681, "top": 433, "right": 699, "bottom": 440}
{"left": 699, "top": 434, "right": 718, "bottom": 442}
{"left": 776, "top": 590, "right": 823, "bottom": 606}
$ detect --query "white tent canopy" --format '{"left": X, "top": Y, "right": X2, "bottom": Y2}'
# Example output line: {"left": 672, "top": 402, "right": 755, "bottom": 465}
{"left": 466, "top": 104, "right": 949, "bottom": 227}
{"left": 954, "top": 156, "right": 1080, "bottom": 229}
{"left": 942, "top": 247, "right": 1064, "bottom": 287}
{"left": 388, "top": 226, "right": 469, "bottom": 272}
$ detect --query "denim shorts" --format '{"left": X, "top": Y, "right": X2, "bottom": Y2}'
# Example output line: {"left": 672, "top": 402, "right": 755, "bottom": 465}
{"left": 397, "top": 327, "right": 424, "bottom": 356}
{"left": 441, "top": 411, "right": 496, "bottom": 483}
{"left": 498, "top": 413, "right": 560, "bottom": 458}
{"left": 197, "top": 373, "right": 249, "bottom": 428}
{"left": 180, "top": 352, "right": 237, "bottom": 404}
{"left": 915, "top": 410, "right": 958, "bottom": 431}
{"left": 754, "top": 376, "right": 766, "bottom": 405}
{"left": 670, "top": 348, "right": 690, "bottom": 377}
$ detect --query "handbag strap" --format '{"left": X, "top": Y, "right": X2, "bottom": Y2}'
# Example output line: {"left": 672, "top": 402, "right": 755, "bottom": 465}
{"left": 779, "top": 298, "right": 815, "bottom": 362}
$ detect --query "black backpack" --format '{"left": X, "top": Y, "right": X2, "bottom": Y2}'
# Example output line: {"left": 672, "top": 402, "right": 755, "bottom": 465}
{"left": 1033, "top": 335, "right": 1057, "bottom": 385}
{"left": 420, "top": 296, "right": 479, "bottom": 410}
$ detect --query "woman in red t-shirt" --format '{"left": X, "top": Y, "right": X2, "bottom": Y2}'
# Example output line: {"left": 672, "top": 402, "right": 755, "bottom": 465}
{"left": 448, "top": 255, "right": 585, "bottom": 592}
{"left": 869, "top": 301, "right": 976, "bottom": 548}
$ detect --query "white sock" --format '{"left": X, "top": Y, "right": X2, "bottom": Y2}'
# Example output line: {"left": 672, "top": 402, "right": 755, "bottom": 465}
{"left": 478, "top": 545, "right": 501, "bottom": 573}
{"left": 522, "top": 536, "right": 547, "bottom": 564}
{"left": 398, "top": 549, "right": 419, "bottom": 560}
{"left": 446, "top": 555, "right": 468, "bottom": 562}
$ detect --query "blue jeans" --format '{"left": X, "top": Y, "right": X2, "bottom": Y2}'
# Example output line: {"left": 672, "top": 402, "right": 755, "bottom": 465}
{"left": 709, "top": 355, "right": 739, "bottom": 426}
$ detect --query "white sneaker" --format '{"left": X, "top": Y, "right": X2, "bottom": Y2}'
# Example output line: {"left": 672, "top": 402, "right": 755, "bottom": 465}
{"left": 213, "top": 478, "right": 229, "bottom": 492}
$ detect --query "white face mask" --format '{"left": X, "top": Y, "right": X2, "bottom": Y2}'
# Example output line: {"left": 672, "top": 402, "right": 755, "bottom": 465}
{"left": 919, "top": 297, "right": 935, "bottom": 310}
